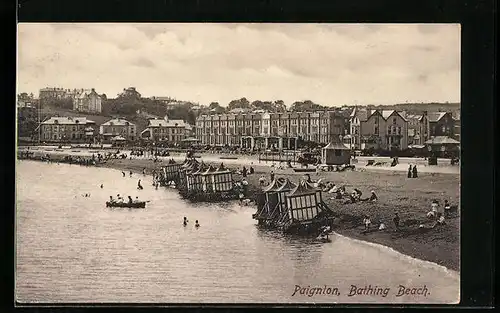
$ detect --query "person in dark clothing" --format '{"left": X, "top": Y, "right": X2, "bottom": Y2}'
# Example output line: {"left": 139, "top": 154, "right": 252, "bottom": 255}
{"left": 393, "top": 213, "right": 400, "bottom": 230}
{"left": 412, "top": 165, "right": 418, "bottom": 178}
{"left": 407, "top": 165, "right": 412, "bottom": 178}
{"left": 270, "top": 171, "right": 275, "bottom": 182}
{"left": 242, "top": 167, "right": 247, "bottom": 178}
{"left": 249, "top": 166, "right": 254, "bottom": 174}
{"left": 195, "top": 220, "right": 200, "bottom": 228}
{"left": 305, "top": 174, "right": 313, "bottom": 183}
{"left": 128, "top": 196, "right": 133, "bottom": 204}
{"left": 129, "top": 171, "right": 133, "bottom": 177}
{"left": 183, "top": 217, "right": 188, "bottom": 226}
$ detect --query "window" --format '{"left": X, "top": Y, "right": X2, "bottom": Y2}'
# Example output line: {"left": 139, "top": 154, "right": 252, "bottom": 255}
{"left": 374, "top": 126, "right": 379, "bottom": 134}
{"left": 393, "top": 118, "right": 397, "bottom": 125}
{"left": 388, "top": 127, "right": 392, "bottom": 135}
{"left": 398, "top": 127, "right": 402, "bottom": 135}
{"left": 334, "top": 149, "right": 342, "bottom": 156}
{"left": 442, "top": 126, "right": 446, "bottom": 133}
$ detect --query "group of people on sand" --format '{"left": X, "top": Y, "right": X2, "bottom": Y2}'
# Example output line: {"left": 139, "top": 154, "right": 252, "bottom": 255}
{"left": 424, "top": 199, "right": 454, "bottom": 227}
{"left": 183, "top": 216, "right": 200, "bottom": 228}
{"left": 317, "top": 180, "right": 378, "bottom": 204}
{"left": 407, "top": 164, "right": 419, "bottom": 178}
{"left": 362, "top": 212, "right": 400, "bottom": 233}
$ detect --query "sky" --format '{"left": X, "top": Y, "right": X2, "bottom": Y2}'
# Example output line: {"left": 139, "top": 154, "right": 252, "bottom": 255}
{"left": 17, "top": 23, "right": 460, "bottom": 107}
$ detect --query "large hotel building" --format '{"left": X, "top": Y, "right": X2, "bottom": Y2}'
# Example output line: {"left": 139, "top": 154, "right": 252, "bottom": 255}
{"left": 195, "top": 111, "right": 346, "bottom": 149}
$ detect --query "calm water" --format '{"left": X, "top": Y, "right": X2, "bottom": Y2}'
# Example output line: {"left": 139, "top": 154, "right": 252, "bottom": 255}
{"left": 16, "top": 160, "right": 459, "bottom": 304}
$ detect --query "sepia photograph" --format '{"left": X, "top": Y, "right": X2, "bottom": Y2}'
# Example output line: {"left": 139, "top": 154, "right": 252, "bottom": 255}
{"left": 16, "top": 23, "right": 460, "bottom": 304}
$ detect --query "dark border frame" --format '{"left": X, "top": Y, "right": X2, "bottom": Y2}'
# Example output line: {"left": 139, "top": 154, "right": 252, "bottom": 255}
{"left": 2, "top": 0, "right": 495, "bottom": 310}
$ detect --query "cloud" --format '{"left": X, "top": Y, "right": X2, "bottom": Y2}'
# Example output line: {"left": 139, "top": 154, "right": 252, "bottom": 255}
{"left": 17, "top": 23, "right": 460, "bottom": 106}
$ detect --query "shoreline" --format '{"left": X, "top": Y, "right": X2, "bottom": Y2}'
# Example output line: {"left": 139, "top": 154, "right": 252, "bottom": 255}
{"left": 17, "top": 154, "right": 460, "bottom": 272}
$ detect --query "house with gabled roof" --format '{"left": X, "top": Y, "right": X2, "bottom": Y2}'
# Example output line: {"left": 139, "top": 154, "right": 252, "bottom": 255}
{"left": 140, "top": 115, "right": 192, "bottom": 143}
{"left": 358, "top": 109, "right": 409, "bottom": 150}
{"left": 99, "top": 117, "right": 136, "bottom": 141}
{"left": 427, "top": 111, "right": 455, "bottom": 139}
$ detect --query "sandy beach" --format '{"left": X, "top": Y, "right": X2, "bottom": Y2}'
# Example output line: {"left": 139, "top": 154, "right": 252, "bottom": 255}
{"left": 17, "top": 148, "right": 460, "bottom": 271}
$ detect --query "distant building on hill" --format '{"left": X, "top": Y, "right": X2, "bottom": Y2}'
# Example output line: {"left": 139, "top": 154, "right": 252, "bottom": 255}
{"left": 140, "top": 115, "right": 193, "bottom": 143}
{"left": 119, "top": 87, "right": 141, "bottom": 99}
{"left": 73, "top": 88, "right": 102, "bottom": 113}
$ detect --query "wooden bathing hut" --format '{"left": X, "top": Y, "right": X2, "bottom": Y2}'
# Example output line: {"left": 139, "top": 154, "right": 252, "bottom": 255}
{"left": 187, "top": 163, "right": 208, "bottom": 192}
{"left": 178, "top": 158, "right": 200, "bottom": 190}
{"left": 160, "top": 159, "right": 182, "bottom": 186}
{"left": 276, "top": 180, "right": 335, "bottom": 235}
{"left": 212, "top": 164, "right": 234, "bottom": 193}
{"left": 252, "top": 178, "right": 286, "bottom": 225}
{"left": 322, "top": 142, "right": 351, "bottom": 165}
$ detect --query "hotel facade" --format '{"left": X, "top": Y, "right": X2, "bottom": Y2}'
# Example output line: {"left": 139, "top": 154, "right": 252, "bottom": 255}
{"left": 195, "top": 111, "right": 346, "bottom": 149}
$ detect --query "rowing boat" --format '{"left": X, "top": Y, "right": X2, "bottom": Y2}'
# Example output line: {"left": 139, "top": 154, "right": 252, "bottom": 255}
{"left": 106, "top": 201, "right": 146, "bottom": 208}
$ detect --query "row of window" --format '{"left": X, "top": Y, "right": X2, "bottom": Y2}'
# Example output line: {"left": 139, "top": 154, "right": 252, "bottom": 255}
{"left": 197, "top": 118, "right": 332, "bottom": 128}
{"left": 153, "top": 128, "right": 185, "bottom": 134}
{"left": 289, "top": 206, "right": 320, "bottom": 221}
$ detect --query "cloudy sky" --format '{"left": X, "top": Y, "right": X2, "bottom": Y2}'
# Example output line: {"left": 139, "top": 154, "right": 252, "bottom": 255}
{"left": 17, "top": 23, "right": 460, "bottom": 106}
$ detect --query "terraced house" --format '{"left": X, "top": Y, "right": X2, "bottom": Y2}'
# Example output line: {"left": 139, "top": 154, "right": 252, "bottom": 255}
{"left": 99, "top": 118, "right": 136, "bottom": 142}
{"left": 38, "top": 116, "right": 96, "bottom": 142}
{"left": 140, "top": 115, "right": 193, "bottom": 143}
{"left": 195, "top": 111, "right": 345, "bottom": 149}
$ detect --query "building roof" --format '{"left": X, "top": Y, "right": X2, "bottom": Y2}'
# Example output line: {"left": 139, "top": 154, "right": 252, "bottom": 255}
{"left": 41, "top": 116, "right": 94, "bottom": 125}
{"left": 101, "top": 118, "right": 135, "bottom": 127}
{"left": 427, "top": 112, "right": 448, "bottom": 122}
{"left": 148, "top": 116, "right": 191, "bottom": 128}
{"left": 287, "top": 180, "right": 319, "bottom": 197}
{"left": 323, "top": 142, "right": 350, "bottom": 150}
{"left": 405, "top": 113, "right": 424, "bottom": 122}
{"left": 349, "top": 108, "right": 369, "bottom": 121}
{"left": 425, "top": 136, "right": 460, "bottom": 145}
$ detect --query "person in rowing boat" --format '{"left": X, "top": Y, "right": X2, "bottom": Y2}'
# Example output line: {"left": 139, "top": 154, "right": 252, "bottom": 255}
{"left": 109, "top": 196, "right": 115, "bottom": 203}
{"left": 128, "top": 196, "right": 133, "bottom": 204}
{"left": 134, "top": 196, "right": 139, "bottom": 203}
{"left": 117, "top": 194, "right": 124, "bottom": 203}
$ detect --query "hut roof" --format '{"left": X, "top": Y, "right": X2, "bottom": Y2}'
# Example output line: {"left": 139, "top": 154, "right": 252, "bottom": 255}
{"left": 323, "top": 142, "right": 350, "bottom": 150}
{"left": 287, "top": 180, "right": 319, "bottom": 197}
{"left": 217, "top": 163, "right": 227, "bottom": 171}
{"left": 275, "top": 178, "right": 297, "bottom": 192}
{"left": 192, "top": 164, "right": 208, "bottom": 175}
{"left": 202, "top": 165, "right": 218, "bottom": 175}
{"left": 262, "top": 177, "right": 285, "bottom": 192}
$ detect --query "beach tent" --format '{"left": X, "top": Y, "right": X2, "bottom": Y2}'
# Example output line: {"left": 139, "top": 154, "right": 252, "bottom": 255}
{"left": 321, "top": 142, "right": 351, "bottom": 165}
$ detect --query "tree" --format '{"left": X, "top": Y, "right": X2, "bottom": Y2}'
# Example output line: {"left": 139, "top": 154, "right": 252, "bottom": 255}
{"left": 208, "top": 102, "right": 225, "bottom": 114}
{"left": 227, "top": 97, "right": 250, "bottom": 111}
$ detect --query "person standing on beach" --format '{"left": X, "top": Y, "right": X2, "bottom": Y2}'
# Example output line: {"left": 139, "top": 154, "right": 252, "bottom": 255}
{"left": 407, "top": 165, "right": 412, "bottom": 178}
{"left": 393, "top": 213, "right": 400, "bottom": 231}
{"left": 122, "top": 171, "right": 126, "bottom": 177}
{"left": 412, "top": 165, "right": 418, "bottom": 178}
{"left": 129, "top": 171, "right": 132, "bottom": 177}
{"left": 143, "top": 168, "right": 146, "bottom": 175}
{"left": 242, "top": 166, "right": 247, "bottom": 178}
